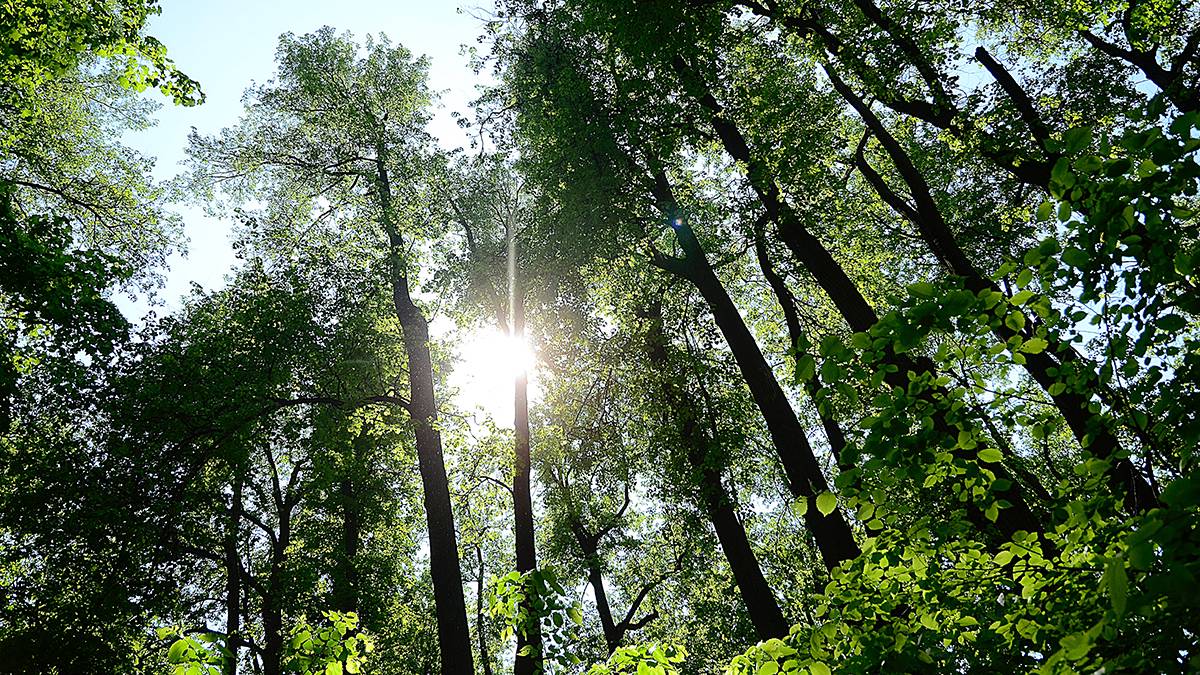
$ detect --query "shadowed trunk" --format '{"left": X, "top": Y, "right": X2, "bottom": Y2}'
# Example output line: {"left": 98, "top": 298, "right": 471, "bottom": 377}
{"left": 260, "top": 501, "right": 290, "bottom": 675}
{"left": 374, "top": 147, "right": 475, "bottom": 673}
{"left": 644, "top": 305, "right": 791, "bottom": 640}
{"left": 673, "top": 65, "right": 1046, "bottom": 542}
{"left": 476, "top": 545, "right": 494, "bottom": 675}
{"left": 752, "top": 218, "right": 850, "bottom": 467}
{"left": 647, "top": 181, "right": 859, "bottom": 570}
{"left": 335, "top": 476, "right": 360, "bottom": 614}
{"left": 224, "top": 476, "right": 242, "bottom": 675}
{"left": 510, "top": 217, "right": 543, "bottom": 675}
{"left": 391, "top": 276, "right": 475, "bottom": 673}
{"left": 575, "top": 532, "right": 619, "bottom": 651}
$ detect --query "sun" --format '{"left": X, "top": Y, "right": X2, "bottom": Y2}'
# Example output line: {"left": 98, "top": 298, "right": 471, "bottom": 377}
{"left": 450, "top": 326, "right": 539, "bottom": 425}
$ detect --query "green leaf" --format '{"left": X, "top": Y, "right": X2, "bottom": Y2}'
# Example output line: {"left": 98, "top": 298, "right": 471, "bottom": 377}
{"left": 568, "top": 606, "right": 583, "bottom": 626}
{"left": 1161, "top": 476, "right": 1200, "bottom": 507}
{"left": 1035, "top": 201, "right": 1053, "bottom": 221}
{"left": 1104, "top": 558, "right": 1128, "bottom": 616}
{"left": 957, "top": 430, "right": 977, "bottom": 450}
{"left": 1128, "top": 542, "right": 1154, "bottom": 570}
{"left": 1061, "top": 247, "right": 1090, "bottom": 268}
{"left": 326, "top": 663, "right": 343, "bottom": 675}
{"left": 1051, "top": 157, "right": 1074, "bottom": 187}
{"left": 810, "top": 663, "right": 832, "bottom": 675}
{"left": 1158, "top": 314, "right": 1187, "bottom": 332}
{"left": 167, "top": 639, "right": 188, "bottom": 663}
{"left": 1019, "top": 337, "right": 1048, "bottom": 354}
{"left": 1060, "top": 633, "right": 1091, "bottom": 661}
{"left": 1004, "top": 311, "right": 1026, "bottom": 333}
{"left": 795, "top": 355, "right": 816, "bottom": 382}
{"left": 1057, "top": 201, "right": 1073, "bottom": 222}
{"left": 815, "top": 492, "right": 837, "bottom": 517}
{"left": 908, "top": 282, "right": 935, "bottom": 298}
{"left": 1062, "top": 126, "right": 1092, "bottom": 153}
{"left": 978, "top": 448, "right": 1003, "bottom": 463}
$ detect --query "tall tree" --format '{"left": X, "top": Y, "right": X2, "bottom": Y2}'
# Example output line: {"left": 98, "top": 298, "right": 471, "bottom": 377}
{"left": 186, "top": 29, "right": 475, "bottom": 671}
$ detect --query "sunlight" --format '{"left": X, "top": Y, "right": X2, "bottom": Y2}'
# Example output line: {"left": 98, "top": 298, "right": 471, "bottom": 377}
{"left": 450, "top": 326, "right": 539, "bottom": 426}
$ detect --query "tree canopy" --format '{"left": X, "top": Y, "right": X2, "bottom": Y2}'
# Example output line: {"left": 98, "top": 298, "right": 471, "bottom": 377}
{"left": 1, "top": 0, "right": 1198, "bottom": 673}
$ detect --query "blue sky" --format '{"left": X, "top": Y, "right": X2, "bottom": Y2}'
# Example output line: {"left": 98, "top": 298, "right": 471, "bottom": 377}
{"left": 122, "top": 0, "right": 494, "bottom": 315}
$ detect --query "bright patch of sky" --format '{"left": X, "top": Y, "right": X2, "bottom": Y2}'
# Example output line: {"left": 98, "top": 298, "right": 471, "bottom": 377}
{"left": 116, "top": 1, "right": 528, "bottom": 424}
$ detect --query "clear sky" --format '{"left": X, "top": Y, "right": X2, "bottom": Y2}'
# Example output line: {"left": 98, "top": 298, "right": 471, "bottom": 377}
{"left": 118, "top": 0, "right": 527, "bottom": 422}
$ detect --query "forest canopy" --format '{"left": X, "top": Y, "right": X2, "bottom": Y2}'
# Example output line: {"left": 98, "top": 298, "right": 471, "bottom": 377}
{"left": 1, "top": 0, "right": 1198, "bottom": 673}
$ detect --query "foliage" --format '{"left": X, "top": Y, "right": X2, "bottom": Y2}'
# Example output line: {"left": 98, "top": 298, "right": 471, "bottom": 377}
{"left": 285, "top": 611, "right": 376, "bottom": 675}
{"left": 158, "top": 612, "right": 375, "bottom": 675}
{"left": 6, "top": 0, "right": 1200, "bottom": 673}
{"left": 720, "top": 105, "right": 1200, "bottom": 674}
{"left": 0, "top": 0, "right": 202, "bottom": 115}
{"left": 488, "top": 567, "right": 584, "bottom": 672}
{"left": 159, "top": 628, "right": 227, "bottom": 675}
{"left": 586, "top": 643, "right": 688, "bottom": 675}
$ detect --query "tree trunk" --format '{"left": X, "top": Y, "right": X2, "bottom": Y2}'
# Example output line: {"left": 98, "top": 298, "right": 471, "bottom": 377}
{"left": 334, "top": 429, "right": 364, "bottom": 614}
{"left": 261, "top": 505, "right": 290, "bottom": 675}
{"left": 576, "top": 532, "right": 620, "bottom": 652}
{"left": 652, "top": 204, "right": 859, "bottom": 569}
{"left": 335, "top": 476, "right": 360, "bottom": 614}
{"left": 224, "top": 477, "right": 243, "bottom": 675}
{"left": 510, "top": 222, "right": 542, "bottom": 675}
{"left": 644, "top": 306, "right": 791, "bottom": 640}
{"left": 374, "top": 148, "right": 475, "bottom": 673}
{"left": 674, "top": 72, "right": 1047, "bottom": 542}
{"left": 700, "top": 464, "right": 790, "bottom": 640}
{"left": 476, "top": 545, "right": 494, "bottom": 675}
{"left": 392, "top": 274, "right": 475, "bottom": 673}
{"left": 752, "top": 219, "right": 850, "bottom": 467}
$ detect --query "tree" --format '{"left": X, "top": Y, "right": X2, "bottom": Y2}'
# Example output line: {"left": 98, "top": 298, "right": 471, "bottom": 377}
{"left": 442, "top": 156, "right": 544, "bottom": 672}
{"left": 4, "top": 2, "right": 1199, "bottom": 673}
{"left": 186, "top": 29, "right": 475, "bottom": 672}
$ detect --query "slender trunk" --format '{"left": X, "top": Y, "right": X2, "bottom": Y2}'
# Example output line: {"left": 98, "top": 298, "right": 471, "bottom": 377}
{"left": 261, "top": 509, "right": 290, "bottom": 675}
{"left": 336, "top": 476, "right": 360, "bottom": 613}
{"left": 476, "top": 545, "right": 494, "bottom": 675}
{"left": 510, "top": 220, "right": 542, "bottom": 675}
{"left": 700, "top": 464, "right": 790, "bottom": 640}
{"left": 335, "top": 430, "right": 363, "bottom": 614}
{"left": 675, "top": 69, "right": 1046, "bottom": 541}
{"left": 644, "top": 306, "right": 790, "bottom": 640}
{"left": 261, "top": 586, "right": 283, "bottom": 675}
{"left": 374, "top": 148, "right": 475, "bottom": 672}
{"left": 394, "top": 277, "right": 475, "bottom": 672}
{"left": 575, "top": 532, "right": 620, "bottom": 652}
{"left": 752, "top": 219, "right": 850, "bottom": 466}
{"left": 654, "top": 210, "right": 859, "bottom": 569}
{"left": 224, "top": 477, "right": 243, "bottom": 675}
{"left": 976, "top": 406, "right": 1055, "bottom": 505}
